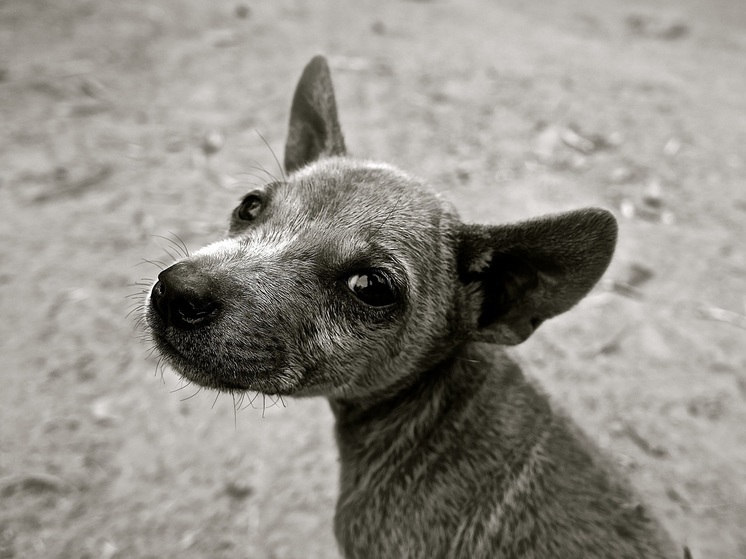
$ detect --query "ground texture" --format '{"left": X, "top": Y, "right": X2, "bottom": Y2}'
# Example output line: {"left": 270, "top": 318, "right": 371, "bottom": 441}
{"left": 1, "top": 0, "right": 745, "bottom": 557}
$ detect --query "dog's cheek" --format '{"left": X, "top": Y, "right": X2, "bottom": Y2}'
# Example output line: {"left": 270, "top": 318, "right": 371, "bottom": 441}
{"left": 285, "top": 314, "right": 348, "bottom": 388}
{"left": 314, "top": 318, "right": 408, "bottom": 395}
{"left": 227, "top": 324, "right": 286, "bottom": 369}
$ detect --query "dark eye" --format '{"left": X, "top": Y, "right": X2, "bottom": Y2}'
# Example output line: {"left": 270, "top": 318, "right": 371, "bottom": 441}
{"left": 236, "top": 192, "right": 264, "bottom": 221}
{"left": 347, "top": 270, "right": 397, "bottom": 307}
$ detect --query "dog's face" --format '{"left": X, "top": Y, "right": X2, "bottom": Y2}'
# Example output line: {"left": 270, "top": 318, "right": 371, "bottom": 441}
{"left": 145, "top": 158, "right": 462, "bottom": 399}
{"left": 143, "top": 56, "right": 617, "bottom": 402}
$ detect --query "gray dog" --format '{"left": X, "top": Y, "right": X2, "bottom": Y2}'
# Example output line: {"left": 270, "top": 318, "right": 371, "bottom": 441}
{"left": 144, "top": 56, "right": 685, "bottom": 559}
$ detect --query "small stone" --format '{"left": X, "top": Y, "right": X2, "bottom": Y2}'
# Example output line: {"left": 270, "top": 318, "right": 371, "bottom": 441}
{"left": 621, "top": 262, "right": 655, "bottom": 288}
{"left": 620, "top": 199, "right": 636, "bottom": 219}
{"left": 0, "top": 473, "right": 69, "bottom": 496}
{"left": 641, "top": 178, "right": 663, "bottom": 209}
{"left": 80, "top": 77, "right": 107, "bottom": 99}
{"left": 610, "top": 166, "right": 633, "bottom": 183}
{"left": 235, "top": 3, "right": 251, "bottom": 18}
{"left": 456, "top": 167, "right": 470, "bottom": 183}
{"left": 658, "top": 21, "right": 689, "bottom": 40}
{"left": 663, "top": 137, "right": 682, "bottom": 156}
{"left": 533, "top": 125, "right": 563, "bottom": 161}
{"left": 201, "top": 130, "right": 224, "bottom": 156}
{"left": 560, "top": 127, "right": 595, "bottom": 154}
{"left": 91, "top": 398, "right": 120, "bottom": 426}
{"left": 371, "top": 21, "right": 386, "bottom": 35}
{"left": 224, "top": 479, "right": 254, "bottom": 500}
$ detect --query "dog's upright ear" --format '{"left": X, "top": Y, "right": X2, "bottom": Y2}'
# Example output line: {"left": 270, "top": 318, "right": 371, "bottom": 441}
{"left": 284, "top": 55, "right": 347, "bottom": 174}
{"left": 457, "top": 208, "right": 617, "bottom": 345}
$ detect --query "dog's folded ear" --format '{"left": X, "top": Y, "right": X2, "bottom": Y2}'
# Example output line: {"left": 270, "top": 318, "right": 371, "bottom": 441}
{"left": 457, "top": 208, "right": 618, "bottom": 345}
{"left": 284, "top": 55, "right": 347, "bottom": 174}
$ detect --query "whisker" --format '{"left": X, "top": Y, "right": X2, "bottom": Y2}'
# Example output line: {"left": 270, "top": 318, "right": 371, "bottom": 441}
{"left": 246, "top": 162, "right": 277, "bottom": 181}
{"left": 244, "top": 168, "right": 278, "bottom": 185}
{"left": 167, "top": 231, "right": 191, "bottom": 258}
{"left": 171, "top": 378, "right": 193, "bottom": 393}
{"left": 161, "top": 246, "right": 179, "bottom": 262}
{"left": 235, "top": 392, "right": 246, "bottom": 410}
{"left": 125, "top": 302, "right": 146, "bottom": 314}
{"left": 152, "top": 234, "right": 189, "bottom": 259}
{"left": 255, "top": 129, "right": 287, "bottom": 183}
{"left": 180, "top": 387, "right": 202, "bottom": 401}
{"left": 125, "top": 291, "right": 148, "bottom": 299}
{"left": 125, "top": 306, "right": 144, "bottom": 320}
{"left": 267, "top": 394, "right": 282, "bottom": 409}
{"left": 232, "top": 174, "right": 267, "bottom": 187}
{"left": 239, "top": 392, "right": 255, "bottom": 411}
{"left": 133, "top": 258, "right": 168, "bottom": 270}
{"left": 128, "top": 305, "right": 147, "bottom": 320}
{"left": 153, "top": 355, "right": 164, "bottom": 380}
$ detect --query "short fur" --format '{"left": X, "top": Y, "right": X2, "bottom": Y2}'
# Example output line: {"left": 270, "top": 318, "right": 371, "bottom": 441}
{"left": 144, "top": 56, "right": 683, "bottom": 558}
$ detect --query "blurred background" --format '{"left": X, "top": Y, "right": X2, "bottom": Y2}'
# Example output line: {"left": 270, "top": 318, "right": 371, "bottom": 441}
{"left": 1, "top": 0, "right": 745, "bottom": 557}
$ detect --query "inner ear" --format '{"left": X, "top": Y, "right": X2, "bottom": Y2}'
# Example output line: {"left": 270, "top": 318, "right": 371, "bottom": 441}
{"left": 284, "top": 55, "right": 347, "bottom": 174}
{"left": 457, "top": 208, "right": 618, "bottom": 345}
{"left": 473, "top": 252, "right": 541, "bottom": 329}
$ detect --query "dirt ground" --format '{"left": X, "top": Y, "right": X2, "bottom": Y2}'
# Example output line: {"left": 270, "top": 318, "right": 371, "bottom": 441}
{"left": 1, "top": 0, "right": 745, "bottom": 557}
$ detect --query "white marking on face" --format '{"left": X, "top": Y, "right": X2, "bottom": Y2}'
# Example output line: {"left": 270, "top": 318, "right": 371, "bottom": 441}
{"left": 193, "top": 237, "right": 243, "bottom": 260}
{"left": 193, "top": 232, "right": 299, "bottom": 262}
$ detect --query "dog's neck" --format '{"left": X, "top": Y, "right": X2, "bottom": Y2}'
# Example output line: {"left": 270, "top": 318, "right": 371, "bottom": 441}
{"left": 328, "top": 342, "right": 534, "bottom": 462}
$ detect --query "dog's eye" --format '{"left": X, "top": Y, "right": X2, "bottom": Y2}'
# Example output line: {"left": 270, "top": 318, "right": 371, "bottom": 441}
{"left": 236, "top": 192, "right": 264, "bottom": 221}
{"left": 347, "top": 270, "right": 397, "bottom": 307}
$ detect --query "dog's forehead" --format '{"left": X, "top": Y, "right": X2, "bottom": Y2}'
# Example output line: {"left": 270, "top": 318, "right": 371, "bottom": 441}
{"left": 277, "top": 158, "right": 441, "bottom": 232}
{"left": 205, "top": 159, "right": 448, "bottom": 273}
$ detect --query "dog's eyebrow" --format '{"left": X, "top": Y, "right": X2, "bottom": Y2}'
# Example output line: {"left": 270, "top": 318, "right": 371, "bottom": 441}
{"left": 337, "top": 243, "right": 409, "bottom": 283}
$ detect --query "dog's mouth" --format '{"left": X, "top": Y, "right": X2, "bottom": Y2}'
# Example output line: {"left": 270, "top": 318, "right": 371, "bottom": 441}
{"left": 146, "top": 309, "right": 306, "bottom": 395}
{"left": 149, "top": 333, "right": 246, "bottom": 391}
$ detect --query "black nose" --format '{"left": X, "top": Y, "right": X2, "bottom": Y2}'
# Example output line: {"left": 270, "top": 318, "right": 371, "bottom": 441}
{"left": 150, "top": 262, "right": 220, "bottom": 329}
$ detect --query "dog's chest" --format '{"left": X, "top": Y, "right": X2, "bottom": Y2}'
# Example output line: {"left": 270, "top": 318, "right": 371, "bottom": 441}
{"left": 333, "top": 458, "right": 468, "bottom": 559}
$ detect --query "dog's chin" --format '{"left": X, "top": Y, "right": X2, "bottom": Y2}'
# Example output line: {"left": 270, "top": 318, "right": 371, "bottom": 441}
{"left": 151, "top": 342, "right": 303, "bottom": 396}
{"left": 169, "top": 359, "right": 306, "bottom": 395}
{"left": 176, "top": 367, "right": 253, "bottom": 392}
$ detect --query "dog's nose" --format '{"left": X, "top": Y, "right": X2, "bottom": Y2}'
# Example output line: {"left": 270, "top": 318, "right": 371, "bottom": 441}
{"left": 150, "top": 262, "right": 220, "bottom": 329}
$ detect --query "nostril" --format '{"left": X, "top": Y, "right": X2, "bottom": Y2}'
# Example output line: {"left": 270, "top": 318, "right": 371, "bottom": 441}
{"left": 175, "top": 296, "right": 220, "bottom": 326}
{"left": 152, "top": 280, "right": 165, "bottom": 299}
{"left": 150, "top": 280, "right": 169, "bottom": 320}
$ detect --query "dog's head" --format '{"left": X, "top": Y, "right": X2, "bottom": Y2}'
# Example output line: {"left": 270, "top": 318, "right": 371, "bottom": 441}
{"left": 144, "top": 56, "right": 617, "bottom": 402}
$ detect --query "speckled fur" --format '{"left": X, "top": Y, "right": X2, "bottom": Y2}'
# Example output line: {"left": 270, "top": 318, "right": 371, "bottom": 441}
{"left": 144, "top": 56, "right": 683, "bottom": 558}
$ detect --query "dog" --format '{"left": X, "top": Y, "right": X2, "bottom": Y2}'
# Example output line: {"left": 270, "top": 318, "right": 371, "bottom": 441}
{"left": 144, "top": 55, "right": 684, "bottom": 558}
